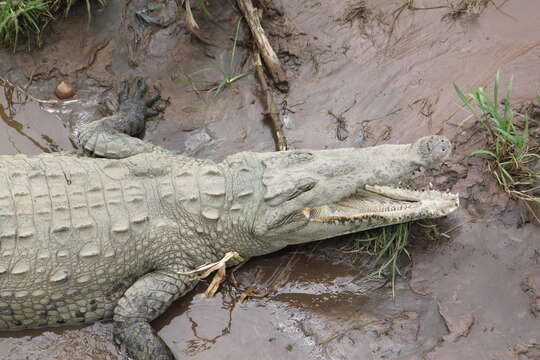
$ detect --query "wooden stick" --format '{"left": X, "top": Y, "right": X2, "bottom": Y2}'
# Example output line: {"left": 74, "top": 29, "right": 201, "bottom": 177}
{"left": 184, "top": 0, "right": 213, "bottom": 45}
{"left": 253, "top": 51, "right": 288, "bottom": 151}
{"left": 236, "top": 0, "right": 289, "bottom": 92}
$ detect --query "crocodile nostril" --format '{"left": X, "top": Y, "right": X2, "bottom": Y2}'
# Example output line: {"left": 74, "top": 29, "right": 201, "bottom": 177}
{"left": 415, "top": 135, "right": 452, "bottom": 167}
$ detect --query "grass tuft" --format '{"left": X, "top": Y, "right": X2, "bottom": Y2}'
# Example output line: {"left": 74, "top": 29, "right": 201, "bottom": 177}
{"left": 454, "top": 71, "right": 540, "bottom": 222}
{"left": 173, "top": 18, "right": 253, "bottom": 97}
{"left": 343, "top": 218, "right": 459, "bottom": 297}
{"left": 341, "top": 1, "right": 370, "bottom": 25}
{"left": 0, "top": 0, "right": 107, "bottom": 47}
{"left": 355, "top": 222, "right": 411, "bottom": 297}
{"left": 446, "top": 0, "right": 490, "bottom": 19}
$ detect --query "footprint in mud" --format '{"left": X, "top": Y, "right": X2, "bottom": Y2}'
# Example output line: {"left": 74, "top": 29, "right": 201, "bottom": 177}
{"left": 307, "top": 289, "right": 447, "bottom": 359}
{"left": 521, "top": 274, "right": 540, "bottom": 317}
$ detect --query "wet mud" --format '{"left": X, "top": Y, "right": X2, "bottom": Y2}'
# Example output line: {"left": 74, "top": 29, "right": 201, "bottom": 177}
{"left": 0, "top": 0, "right": 539, "bottom": 359}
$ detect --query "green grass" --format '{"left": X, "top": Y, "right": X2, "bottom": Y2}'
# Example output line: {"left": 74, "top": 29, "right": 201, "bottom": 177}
{"left": 173, "top": 18, "right": 253, "bottom": 97}
{"left": 0, "top": 0, "right": 107, "bottom": 47}
{"left": 194, "top": 0, "right": 211, "bottom": 17}
{"left": 455, "top": 71, "right": 540, "bottom": 222}
{"left": 345, "top": 219, "right": 458, "bottom": 296}
{"left": 352, "top": 222, "right": 411, "bottom": 297}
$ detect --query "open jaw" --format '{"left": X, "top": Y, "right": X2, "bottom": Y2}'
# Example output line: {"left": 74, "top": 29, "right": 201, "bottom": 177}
{"left": 303, "top": 185, "right": 460, "bottom": 226}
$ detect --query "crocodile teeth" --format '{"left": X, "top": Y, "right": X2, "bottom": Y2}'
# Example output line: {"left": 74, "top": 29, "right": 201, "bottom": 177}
{"left": 305, "top": 185, "right": 458, "bottom": 223}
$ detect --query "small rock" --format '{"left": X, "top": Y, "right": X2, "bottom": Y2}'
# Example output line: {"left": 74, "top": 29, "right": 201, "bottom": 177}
{"left": 55, "top": 81, "right": 75, "bottom": 99}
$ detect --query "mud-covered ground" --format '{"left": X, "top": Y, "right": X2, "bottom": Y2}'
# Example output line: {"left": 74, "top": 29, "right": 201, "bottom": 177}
{"left": 0, "top": 0, "right": 539, "bottom": 359}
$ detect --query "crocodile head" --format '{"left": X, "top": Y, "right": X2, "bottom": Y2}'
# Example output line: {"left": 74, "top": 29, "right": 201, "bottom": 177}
{"left": 248, "top": 136, "right": 459, "bottom": 248}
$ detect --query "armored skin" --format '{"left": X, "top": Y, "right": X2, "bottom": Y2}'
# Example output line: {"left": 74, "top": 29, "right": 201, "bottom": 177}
{"left": 0, "top": 80, "right": 458, "bottom": 359}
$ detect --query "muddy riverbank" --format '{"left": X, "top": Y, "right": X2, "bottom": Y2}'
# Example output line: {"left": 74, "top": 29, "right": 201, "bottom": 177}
{"left": 0, "top": 0, "right": 538, "bottom": 359}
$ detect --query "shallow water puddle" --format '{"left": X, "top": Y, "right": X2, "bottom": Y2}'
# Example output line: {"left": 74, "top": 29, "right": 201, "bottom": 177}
{"left": 155, "top": 252, "right": 446, "bottom": 360}
{"left": 0, "top": 249, "right": 445, "bottom": 360}
{"left": 0, "top": 78, "right": 74, "bottom": 155}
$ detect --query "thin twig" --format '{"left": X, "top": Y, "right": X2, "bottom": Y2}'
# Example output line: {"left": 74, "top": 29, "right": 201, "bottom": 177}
{"left": 178, "top": 251, "right": 245, "bottom": 298}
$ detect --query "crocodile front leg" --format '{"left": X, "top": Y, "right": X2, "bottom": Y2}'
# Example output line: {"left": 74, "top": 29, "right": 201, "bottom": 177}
{"left": 113, "top": 269, "right": 197, "bottom": 360}
{"left": 77, "top": 78, "right": 170, "bottom": 159}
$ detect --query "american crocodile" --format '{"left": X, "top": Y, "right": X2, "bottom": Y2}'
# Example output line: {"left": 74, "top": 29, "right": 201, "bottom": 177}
{"left": 0, "top": 79, "right": 459, "bottom": 359}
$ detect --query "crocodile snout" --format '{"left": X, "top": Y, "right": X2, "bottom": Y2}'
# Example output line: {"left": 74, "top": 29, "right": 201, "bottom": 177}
{"left": 414, "top": 135, "right": 452, "bottom": 168}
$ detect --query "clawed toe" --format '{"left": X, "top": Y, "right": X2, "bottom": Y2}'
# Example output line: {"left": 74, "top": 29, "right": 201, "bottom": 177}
{"left": 145, "top": 108, "right": 160, "bottom": 117}
{"left": 117, "top": 78, "right": 161, "bottom": 114}
{"left": 117, "top": 77, "right": 147, "bottom": 104}
{"left": 132, "top": 78, "right": 147, "bottom": 100}
{"left": 118, "top": 80, "right": 130, "bottom": 103}
{"left": 103, "top": 97, "right": 119, "bottom": 113}
{"left": 145, "top": 93, "right": 161, "bottom": 107}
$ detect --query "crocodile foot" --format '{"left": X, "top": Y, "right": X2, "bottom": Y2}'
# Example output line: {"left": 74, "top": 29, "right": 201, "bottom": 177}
{"left": 114, "top": 77, "right": 161, "bottom": 138}
{"left": 77, "top": 78, "right": 165, "bottom": 158}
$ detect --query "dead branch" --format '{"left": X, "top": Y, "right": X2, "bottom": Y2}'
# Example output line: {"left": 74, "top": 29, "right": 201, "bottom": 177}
{"left": 236, "top": 0, "right": 288, "bottom": 92}
{"left": 183, "top": 0, "right": 213, "bottom": 45}
{"left": 253, "top": 51, "right": 288, "bottom": 151}
{"left": 178, "top": 251, "right": 245, "bottom": 298}
{"left": 237, "top": 252, "right": 297, "bottom": 303}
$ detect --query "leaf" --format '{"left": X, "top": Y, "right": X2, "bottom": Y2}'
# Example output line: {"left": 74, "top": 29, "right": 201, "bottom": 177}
{"left": 454, "top": 83, "right": 475, "bottom": 113}
{"left": 472, "top": 90, "right": 484, "bottom": 107}
{"left": 493, "top": 69, "right": 500, "bottom": 112}
{"left": 228, "top": 68, "right": 253, "bottom": 83}
{"left": 197, "top": 0, "right": 212, "bottom": 17}
{"left": 503, "top": 75, "right": 514, "bottom": 126}
{"left": 230, "top": 17, "right": 243, "bottom": 75}
{"left": 498, "top": 165, "right": 515, "bottom": 184}
{"left": 470, "top": 149, "right": 497, "bottom": 158}
{"left": 190, "top": 66, "right": 222, "bottom": 75}
{"left": 493, "top": 127, "right": 517, "bottom": 145}
{"left": 212, "top": 79, "right": 227, "bottom": 97}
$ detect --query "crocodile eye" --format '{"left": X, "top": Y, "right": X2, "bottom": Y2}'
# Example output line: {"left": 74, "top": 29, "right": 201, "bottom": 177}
{"left": 287, "top": 182, "right": 316, "bottom": 201}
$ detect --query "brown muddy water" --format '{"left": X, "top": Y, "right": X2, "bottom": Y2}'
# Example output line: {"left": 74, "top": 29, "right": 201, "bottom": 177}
{"left": 0, "top": 79, "right": 74, "bottom": 155}
{"left": 0, "top": 0, "right": 539, "bottom": 359}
